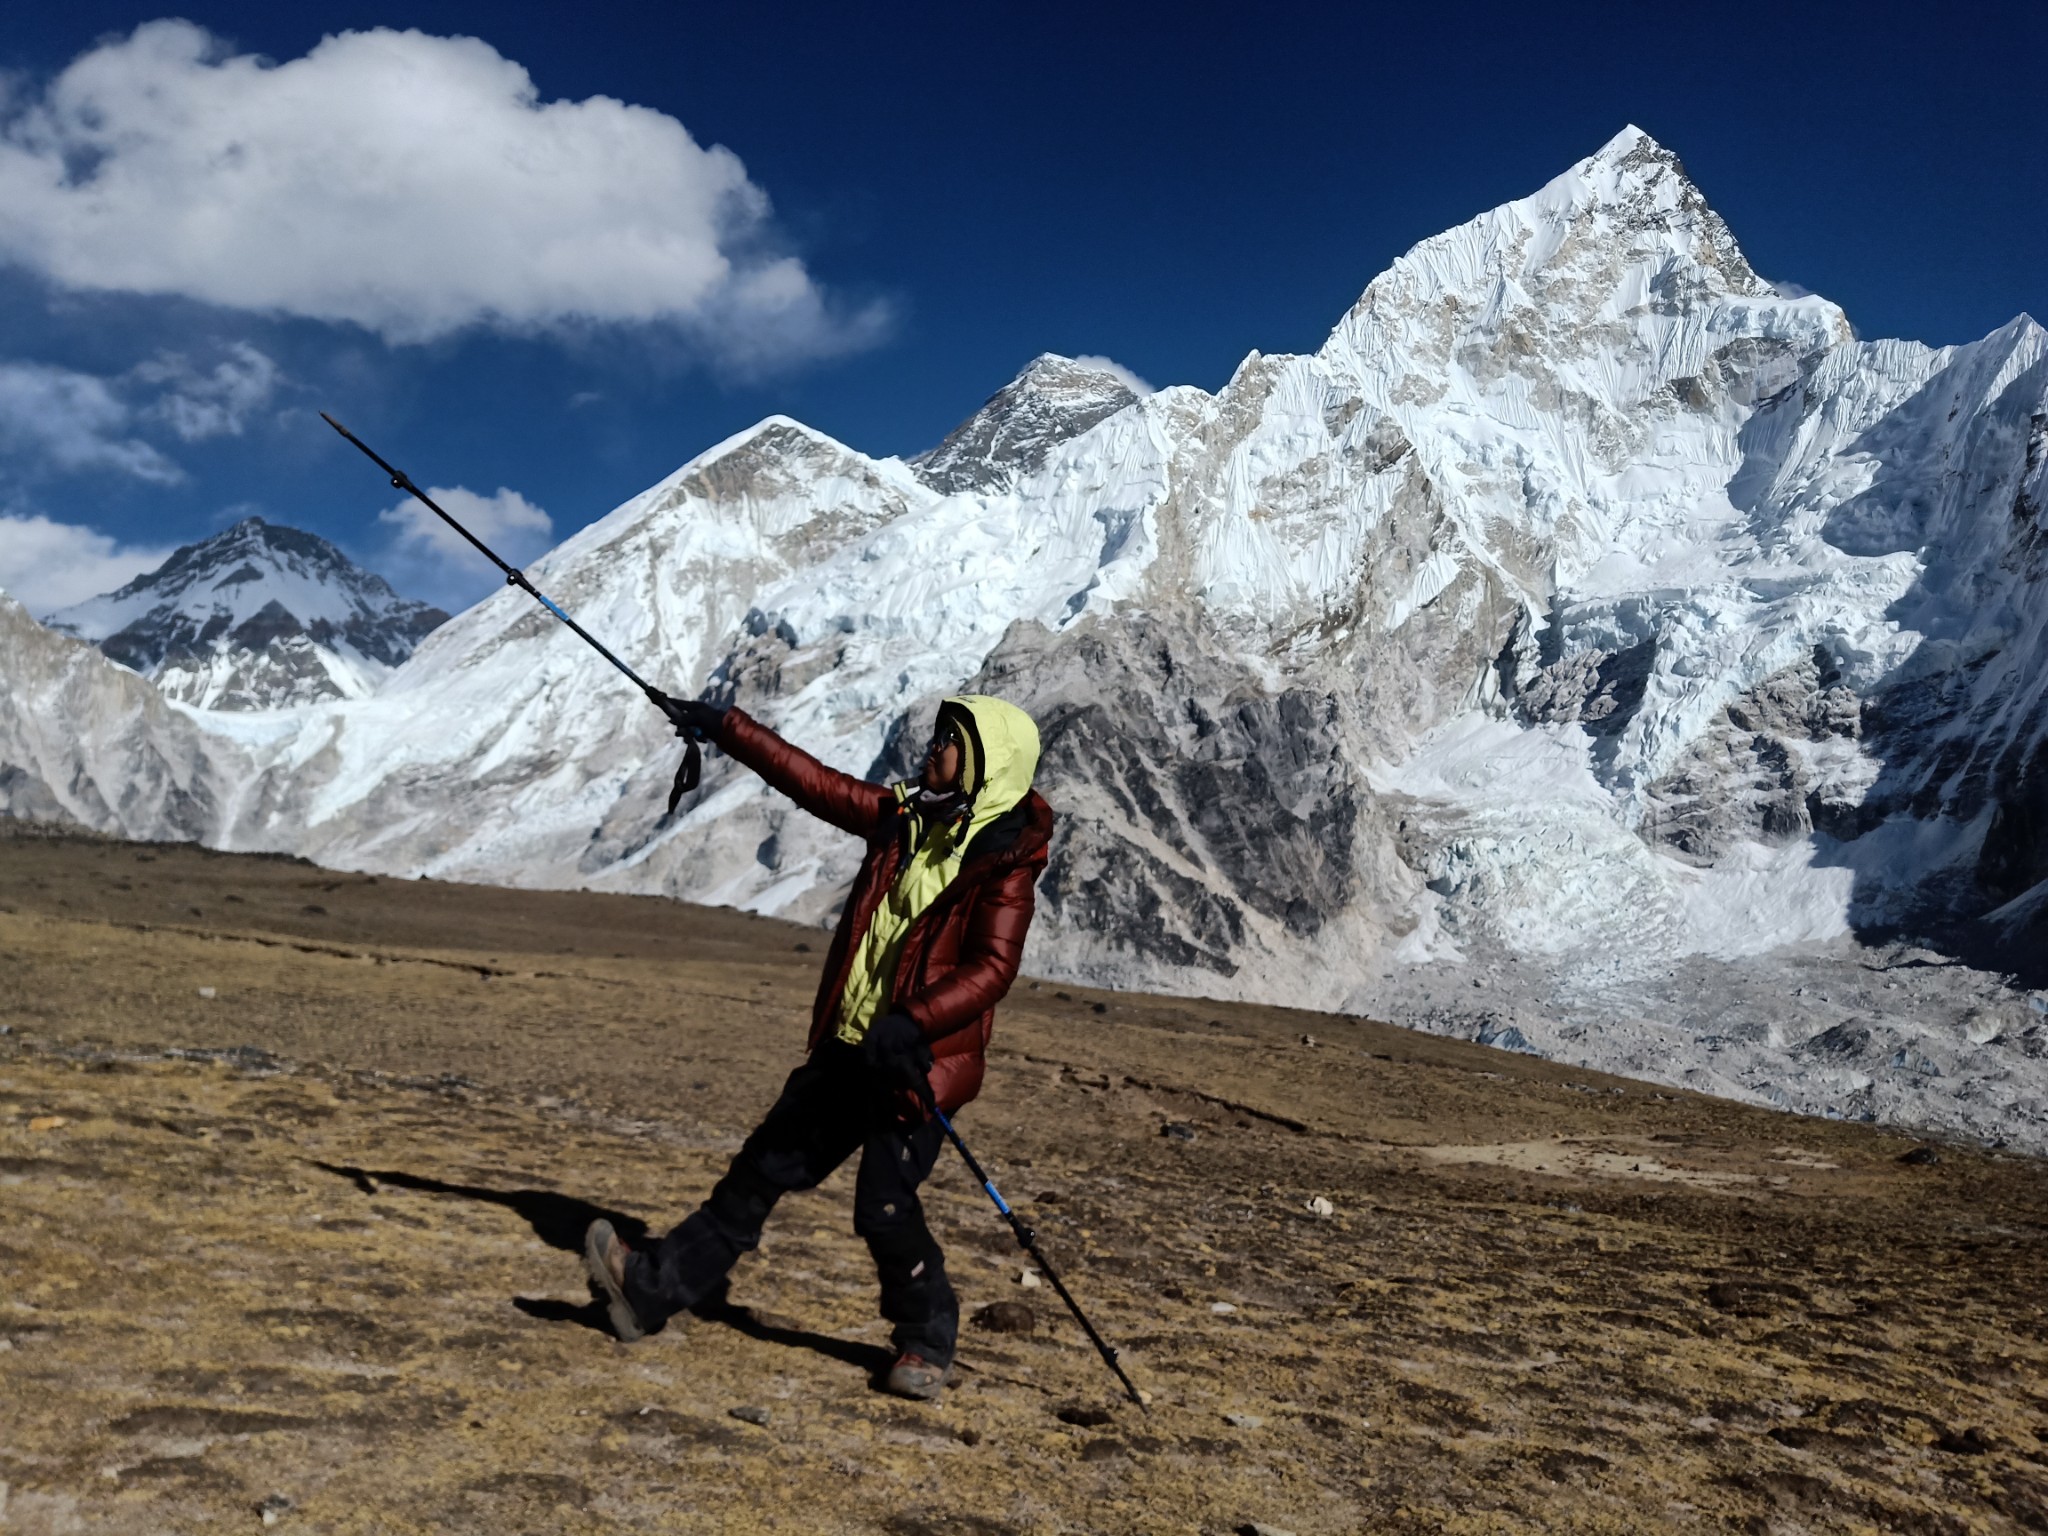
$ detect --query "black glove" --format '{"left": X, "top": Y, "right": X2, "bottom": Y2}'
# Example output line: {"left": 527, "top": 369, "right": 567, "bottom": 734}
{"left": 649, "top": 690, "right": 726, "bottom": 744}
{"left": 863, "top": 1010, "right": 935, "bottom": 1116}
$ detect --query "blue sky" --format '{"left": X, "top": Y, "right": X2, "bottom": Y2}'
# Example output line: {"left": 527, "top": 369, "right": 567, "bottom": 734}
{"left": 0, "top": 0, "right": 2042, "bottom": 615}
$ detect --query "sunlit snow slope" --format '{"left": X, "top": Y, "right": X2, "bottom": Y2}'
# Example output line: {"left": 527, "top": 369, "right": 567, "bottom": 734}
{"left": 9, "top": 128, "right": 2047, "bottom": 1015}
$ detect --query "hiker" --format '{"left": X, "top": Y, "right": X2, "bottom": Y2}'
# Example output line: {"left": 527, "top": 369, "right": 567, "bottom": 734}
{"left": 583, "top": 694, "right": 1054, "bottom": 1401}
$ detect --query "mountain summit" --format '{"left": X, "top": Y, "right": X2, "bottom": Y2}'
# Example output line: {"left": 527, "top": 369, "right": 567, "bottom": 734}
{"left": 911, "top": 354, "right": 1144, "bottom": 495}
{"left": 43, "top": 518, "right": 448, "bottom": 710}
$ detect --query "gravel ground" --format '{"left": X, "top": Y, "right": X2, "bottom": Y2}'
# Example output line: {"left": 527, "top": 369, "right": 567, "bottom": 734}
{"left": 2, "top": 827, "right": 2047, "bottom": 1534}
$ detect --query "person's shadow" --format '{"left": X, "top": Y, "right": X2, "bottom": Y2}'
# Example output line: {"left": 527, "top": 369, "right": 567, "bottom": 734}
{"left": 309, "top": 1161, "right": 892, "bottom": 1375}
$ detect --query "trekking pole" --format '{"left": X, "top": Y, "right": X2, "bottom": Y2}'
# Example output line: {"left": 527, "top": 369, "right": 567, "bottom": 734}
{"left": 321, "top": 413, "right": 705, "bottom": 811}
{"left": 934, "top": 1108, "right": 1147, "bottom": 1412}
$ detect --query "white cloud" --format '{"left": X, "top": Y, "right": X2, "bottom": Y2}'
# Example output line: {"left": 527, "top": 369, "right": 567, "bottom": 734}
{"left": 376, "top": 484, "right": 553, "bottom": 612}
{"left": 134, "top": 342, "right": 280, "bottom": 440}
{"left": 0, "top": 361, "right": 181, "bottom": 483}
{"left": 0, "top": 513, "right": 175, "bottom": 614}
{"left": 0, "top": 21, "right": 885, "bottom": 362}
{"left": 1073, "top": 354, "right": 1156, "bottom": 395}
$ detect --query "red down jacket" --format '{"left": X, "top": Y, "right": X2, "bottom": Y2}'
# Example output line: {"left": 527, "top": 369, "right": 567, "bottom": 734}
{"left": 717, "top": 707, "right": 1055, "bottom": 1114}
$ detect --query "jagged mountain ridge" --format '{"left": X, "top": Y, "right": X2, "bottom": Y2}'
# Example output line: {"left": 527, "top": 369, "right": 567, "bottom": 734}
{"left": 43, "top": 518, "right": 448, "bottom": 710}
{"left": 5, "top": 126, "right": 2047, "bottom": 1146}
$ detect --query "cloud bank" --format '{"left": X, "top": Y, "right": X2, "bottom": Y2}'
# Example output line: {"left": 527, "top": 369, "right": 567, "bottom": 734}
{"left": 135, "top": 344, "right": 281, "bottom": 442}
{"left": 0, "top": 343, "right": 282, "bottom": 491}
{"left": 377, "top": 485, "right": 554, "bottom": 613}
{"left": 0, "top": 513, "right": 176, "bottom": 615}
{"left": 0, "top": 21, "right": 884, "bottom": 362}
{"left": 0, "top": 362, "right": 182, "bottom": 484}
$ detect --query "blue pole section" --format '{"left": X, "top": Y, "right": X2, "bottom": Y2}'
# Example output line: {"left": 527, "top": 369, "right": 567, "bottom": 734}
{"left": 934, "top": 1108, "right": 1146, "bottom": 1411}
{"left": 939, "top": 1110, "right": 1014, "bottom": 1216}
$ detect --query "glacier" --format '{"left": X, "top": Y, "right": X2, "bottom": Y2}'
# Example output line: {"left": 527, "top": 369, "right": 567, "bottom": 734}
{"left": 5, "top": 126, "right": 2046, "bottom": 1149}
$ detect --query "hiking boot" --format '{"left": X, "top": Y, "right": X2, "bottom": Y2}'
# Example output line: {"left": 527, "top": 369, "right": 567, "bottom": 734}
{"left": 583, "top": 1219, "right": 646, "bottom": 1342}
{"left": 883, "top": 1351, "right": 952, "bottom": 1401}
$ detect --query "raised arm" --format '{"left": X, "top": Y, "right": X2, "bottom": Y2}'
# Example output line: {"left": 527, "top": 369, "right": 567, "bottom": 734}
{"left": 718, "top": 707, "right": 896, "bottom": 841}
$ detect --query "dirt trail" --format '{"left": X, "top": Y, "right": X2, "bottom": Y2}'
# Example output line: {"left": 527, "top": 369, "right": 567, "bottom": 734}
{"left": 3, "top": 827, "right": 2047, "bottom": 1534}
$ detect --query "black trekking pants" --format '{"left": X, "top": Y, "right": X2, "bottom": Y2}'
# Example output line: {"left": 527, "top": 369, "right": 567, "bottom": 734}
{"left": 621, "top": 1039, "right": 958, "bottom": 1366}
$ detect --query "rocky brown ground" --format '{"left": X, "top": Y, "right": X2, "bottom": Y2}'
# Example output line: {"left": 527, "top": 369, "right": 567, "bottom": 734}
{"left": 2, "top": 824, "right": 2046, "bottom": 1534}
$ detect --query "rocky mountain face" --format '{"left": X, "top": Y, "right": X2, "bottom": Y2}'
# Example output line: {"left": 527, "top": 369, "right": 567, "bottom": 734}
{"left": 6, "top": 127, "right": 2046, "bottom": 1146}
{"left": 910, "top": 354, "right": 1141, "bottom": 495}
{"left": 0, "top": 591, "right": 252, "bottom": 837}
{"left": 43, "top": 518, "right": 448, "bottom": 710}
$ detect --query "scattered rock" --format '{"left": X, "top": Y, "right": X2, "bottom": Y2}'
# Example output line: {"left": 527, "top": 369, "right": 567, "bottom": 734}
{"left": 1962, "top": 1008, "right": 2006, "bottom": 1045}
{"left": 1056, "top": 1405, "right": 1114, "bottom": 1428}
{"left": 1799, "top": 1020, "right": 1871, "bottom": 1060}
{"left": 1704, "top": 1278, "right": 1807, "bottom": 1316}
{"left": 1224, "top": 1412, "right": 1265, "bottom": 1430}
{"left": 1079, "top": 1437, "right": 1124, "bottom": 1461}
{"left": 1017, "top": 1269, "right": 1041, "bottom": 1290}
{"left": 197, "top": 986, "right": 217, "bottom": 999}
{"left": 1899, "top": 1146, "right": 1941, "bottom": 1166}
{"left": 1888, "top": 1048, "right": 1942, "bottom": 1076}
{"left": 1304, "top": 1195, "right": 1335, "bottom": 1219}
{"left": 1210, "top": 1302, "right": 1238, "bottom": 1315}
{"left": 1299, "top": 1033, "right": 1318, "bottom": 1046}
{"left": 28, "top": 1116, "right": 66, "bottom": 1133}
{"left": 1476, "top": 1021, "right": 1536, "bottom": 1054}
{"left": 970, "top": 1301, "right": 1036, "bottom": 1335}
{"left": 256, "top": 1494, "right": 293, "bottom": 1527}
{"left": 728, "top": 1405, "right": 771, "bottom": 1427}
{"left": 1767, "top": 1425, "right": 1824, "bottom": 1450}
{"left": 1160, "top": 1121, "right": 1198, "bottom": 1142}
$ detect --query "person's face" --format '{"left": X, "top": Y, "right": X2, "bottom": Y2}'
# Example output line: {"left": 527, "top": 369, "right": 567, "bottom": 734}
{"left": 922, "top": 720, "right": 963, "bottom": 793}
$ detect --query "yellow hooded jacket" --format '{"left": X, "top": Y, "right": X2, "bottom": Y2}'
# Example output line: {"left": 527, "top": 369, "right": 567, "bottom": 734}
{"left": 833, "top": 695, "right": 1042, "bottom": 1044}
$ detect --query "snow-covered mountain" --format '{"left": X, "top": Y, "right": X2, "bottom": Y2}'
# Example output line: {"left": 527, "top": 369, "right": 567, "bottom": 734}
{"left": 0, "top": 589, "right": 255, "bottom": 837}
{"left": 43, "top": 518, "right": 448, "bottom": 709}
{"left": 7, "top": 126, "right": 2047, "bottom": 1148}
